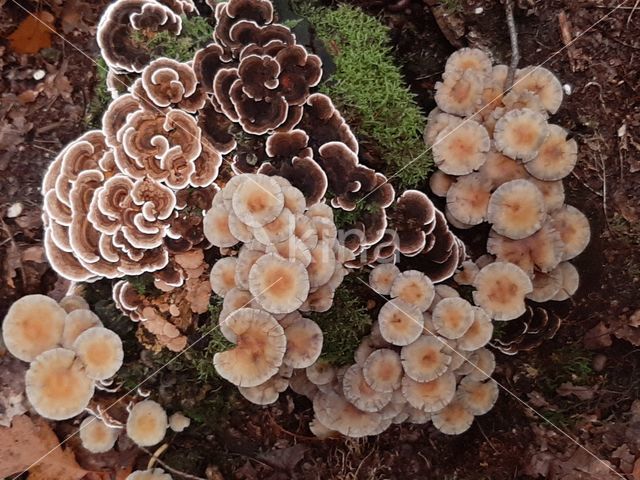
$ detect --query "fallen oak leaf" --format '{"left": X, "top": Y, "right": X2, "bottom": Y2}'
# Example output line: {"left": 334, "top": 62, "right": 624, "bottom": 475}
{"left": 8, "top": 11, "right": 55, "bottom": 54}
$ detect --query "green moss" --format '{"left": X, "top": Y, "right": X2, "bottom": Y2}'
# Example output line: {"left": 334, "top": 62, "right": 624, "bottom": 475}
{"left": 138, "top": 15, "right": 214, "bottom": 62}
{"left": 296, "top": 3, "right": 431, "bottom": 189}
{"left": 538, "top": 345, "right": 595, "bottom": 394}
{"left": 309, "top": 276, "right": 373, "bottom": 366}
{"left": 86, "top": 57, "right": 111, "bottom": 129}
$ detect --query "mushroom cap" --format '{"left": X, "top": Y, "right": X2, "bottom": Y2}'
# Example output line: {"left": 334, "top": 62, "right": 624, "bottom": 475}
{"left": 309, "top": 417, "right": 338, "bottom": 439}
{"left": 266, "top": 236, "right": 312, "bottom": 267}
{"left": 464, "top": 348, "right": 496, "bottom": 381}
{"left": 306, "top": 360, "right": 336, "bottom": 386}
{"left": 446, "top": 173, "right": 492, "bottom": 225}
{"left": 203, "top": 203, "right": 239, "bottom": 248}
{"left": 342, "top": 364, "right": 393, "bottom": 412}
{"left": 444, "top": 48, "right": 492, "bottom": 80}
{"left": 62, "top": 309, "right": 103, "bottom": 349}
{"left": 73, "top": 327, "right": 124, "bottom": 380}
{"left": 524, "top": 125, "right": 577, "bottom": 181}
{"left": 283, "top": 317, "right": 323, "bottom": 368}
{"left": 472, "top": 262, "right": 532, "bottom": 320}
{"left": 433, "top": 120, "right": 491, "bottom": 175}
{"left": 210, "top": 257, "right": 239, "bottom": 296}
{"left": 313, "top": 391, "right": 387, "bottom": 437}
{"left": 401, "top": 372, "right": 457, "bottom": 412}
{"left": 25, "top": 348, "right": 95, "bottom": 420}
{"left": 220, "top": 288, "right": 257, "bottom": 339}
{"left": 513, "top": 66, "right": 563, "bottom": 114}
{"left": 477, "top": 150, "right": 527, "bottom": 188}
{"left": 527, "top": 269, "right": 563, "bottom": 303}
{"left": 169, "top": 412, "right": 191, "bottom": 432}
{"left": 362, "top": 348, "right": 403, "bottom": 393}
{"left": 551, "top": 205, "right": 591, "bottom": 261}
{"left": 126, "top": 400, "right": 168, "bottom": 447}
{"left": 294, "top": 214, "right": 319, "bottom": 249}
{"left": 453, "top": 260, "right": 480, "bottom": 286}
{"left": 238, "top": 374, "right": 289, "bottom": 405}
{"left": 432, "top": 297, "right": 475, "bottom": 339}
{"left": 59, "top": 295, "right": 90, "bottom": 313}
{"left": 429, "top": 170, "right": 456, "bottom": 197}
{"left": 235, "top": 247, "right": 264, "bottom": 290}
{"left": 307, "top": 240, "right": 337, "bottom": 288}
{"left": 228, "top": 210, "right": 254, "bottom": 243}
{"left": 435, "top": 70, "right": 484, "bottom": 117}
{"left": 401, "top": 335, "right": 451, "bottom": 382}
{"left": 231, "top": 174, "right": 285, "bottom": 228}
{"left": 458, "top": 377, "right": 499, "bottom": 415}
{"left": 551, "top": 262, "right": 580, "bottom": 301}
{"left": 377, "top": 299, "right": 424, "bottom": 346}
{"left": 289, "top": 369, "right": 319, "bottom": 398}
{"left": 369, "top": 263, "right": 401, "bottom": 295}
{"left": 2, "top": 294, "right": 66, "bottom": 362}
{"left": 494, "top": 108, "right": 549, "bottom": 161}
{"left": 213, "top": 308, "right": 286, "bottom": 387}
{"left": 252, "top": 207, "right": 295, "bottom": 244}
{"left": 487, "top": 179, "right": 546, "bottom": 240}
{"left": 249, "top": 253, "right": 310, "bottom": 314}
{"left": 530, "top": 178, "right": 565, "bottom": 213}
{"left": 389, "top": 270, "right": 435, "bottom": 312}
{"left": 126, "top": 469, "right": 172, "bottom": 480}
{"left": 432, "top": 400, "right": 474, "bottom": 435}
{"left": 457, "top": 308, "right": 493, "bottom": 351}
{"left": 79, "top": 416, "right": 119, "bottom": 453}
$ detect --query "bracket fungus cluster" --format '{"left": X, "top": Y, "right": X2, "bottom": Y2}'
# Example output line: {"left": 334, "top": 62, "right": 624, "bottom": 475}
{"left": 1, "top": 294, "right": 123, "bottom": 420}
{"left": 426, "top": 48, "right": 590, "bottom": 307}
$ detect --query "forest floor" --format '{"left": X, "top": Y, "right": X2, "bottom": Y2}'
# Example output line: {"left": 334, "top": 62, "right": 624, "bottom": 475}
{"left": 1, "top": 0, "right": 640, "bottom": 479}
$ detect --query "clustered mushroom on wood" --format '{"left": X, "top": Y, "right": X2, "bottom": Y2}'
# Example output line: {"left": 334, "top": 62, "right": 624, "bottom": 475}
{"left": 426, "top": 49, "right": 590, "bottom": 347}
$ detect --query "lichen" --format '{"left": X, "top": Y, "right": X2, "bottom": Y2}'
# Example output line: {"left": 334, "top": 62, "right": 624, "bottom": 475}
{"left": 294, "top": 3, "right": 431, "bottom": 189}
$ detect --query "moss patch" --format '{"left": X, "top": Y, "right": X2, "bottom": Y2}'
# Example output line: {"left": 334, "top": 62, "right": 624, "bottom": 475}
{"left": 295, "top": 3, "right": 431, "bottom": 189}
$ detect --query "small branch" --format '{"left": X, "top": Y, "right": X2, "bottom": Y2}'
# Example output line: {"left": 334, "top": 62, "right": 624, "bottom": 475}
{"left": 504, "top": 0, "right": 520, "bottom": 89}
{"left": 139, "top": 446, "right": 207, "bottom": 480}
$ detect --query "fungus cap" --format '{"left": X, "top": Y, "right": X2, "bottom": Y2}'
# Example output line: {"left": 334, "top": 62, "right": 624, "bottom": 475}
{"left": 464, "top": 348, "right": 496, "bottom": 381}
{"left": 342, "top": 364, "right": 393, "bottom": 412}
{"left": 389, "top": 270, "right": 435, "bottom": 312}
{"left": 369, "top": 263, "right": 401, "bottom": 295}
{"left": 432, "top": 400, "right": 474, "bottom": 435}
{"left": 524, "top": 125, "right": 577, "bottom": 181}
{"left": 306, "top": 360, "right": 336, "bottom": 386}
{"left": 73, "top": 327, "right": 124, "bottom": 380}
{"left": 487, "top": 179, "right": 546, "bottom": 240}
{"left": 458, "top": 377, "right": 499, "bottom": 415}
{"left": 551, "top": 262, "right": 580, "bottom": 301}
{"left": 513, "top": 66, "right": 563, "bottom": 114}
{"left": 446, "top": 173, "right": 492, "bottom": 226}
{"left": 2, "top": 294, "right": 66, "bottom": 362}
{"left": 457, "top": 308, "right": 493, "bottom": 351}
{"left": 401, "top": 372, "right": 457, "bottom": 412}
{"left": 231, "top": 174, "right": 285, "bottom": 228}
{"left": 210, "top": 257, "right": 239, "bottom": 296}
{"left": 79, "top": 416, "right": 119, "bottom": 453}
{"left": 435, "top": 70, "right": 484, "bottom": 117}
{"left": 551, "top": 205, "right": 591, "bottom": 261}
{"left": 444, "top": 48, "right": 492, "bottom": 80}
{"left": 62, "top": 309, "right": 103, "bottom": 349}
{"left": 169, "top": 412, "right": 191, "bottom": 432}
{"left": 362, "top": 348, "right": 403, "bottom": 393}
{"left": 401, "top": 335, "right": 451, "bottom": 382}
{"left": 126, "top": 400, "right": 168, "bottom": 447}
{"left": 203, "top": 205, "right": 238, "bottom": 248}
{"left": 527, "top": 270, "right": 563, "bottom": 303}
{"left": 493, "top": 108, "right": 549, "bottom": 161}
{"left": 433, "top": 120, "right": 490, "bottom": 175}
{"left": 429, "top": 170, "right": 456, "bottom": 197}
{"left": 238, "top": 375, "right": 289, "bottom": 405}
{"left": 313, "top": 391, "right": 387, "bottom": 438}
{"left": 377, "top": 299, "right": 424, "bottom": 346}
{"left": 283, "top": 317, "right": 323, "bottom": 368}
{"left": 59, "top": 295, "right": 90, "bottom": 313}
{"left": 249, "top": 253, "right": 310, "bottom": 314}
{"left": 25, "top": 348, "right": 95, "bottom": 420}
{"left": 252, "top": 207, "right": 296, "bottom": 244}
{"left": 213, "top": 308, "right": 286, "bottom": 387}
{"left": 126, "top": 468, "right": 172, "bottom": 480}
{"left": 472, "top": 262, "right": 532, "bottom": 320}
{"left": 432, "top": 297, "right": 475, "bottom": 339}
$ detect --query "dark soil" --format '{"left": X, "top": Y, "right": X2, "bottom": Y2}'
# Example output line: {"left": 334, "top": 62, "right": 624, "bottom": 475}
{"left": 1, "top": 0, "right": 639, "bottom": 479}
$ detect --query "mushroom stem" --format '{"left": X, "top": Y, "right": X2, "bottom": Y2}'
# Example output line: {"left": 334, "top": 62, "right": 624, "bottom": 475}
{"left": 139, "top": 446, "right": 207, "bottom": 480}
{"left": 504, "top": 0, "right": 520, "bottom": 89}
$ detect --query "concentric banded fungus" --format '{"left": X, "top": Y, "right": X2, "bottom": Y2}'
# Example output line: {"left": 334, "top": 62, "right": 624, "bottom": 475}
{"left": 73, "top": 327, "right": 124, "bottom": 380}
{"left": 491, "top": 306, "right": 561, "bottom": 354}
{"left": 213, "top": 308, "right": 286, "bottom": 387}
{"left": 362, "top": 349, "right": 403, "bottom": 393}
{"left": 493, "top": 108, "right": 548, "bottom": 161}
{"left": 79, "top": 416, "right": 119, "bottom": 453}
{"left": 342, "top": 364, "right": 392, "bottom": 412}
{"left": 401, "top": 372, "right": 456, "bottom": 412}
{"left": 2, "top": 294, "right": 66, "bottom": 362}
{"left": 126, "top": 400, "right": 168, "bottom": 447}
{"left": 432, "top": 121, "right": 490, "bottom": 175}
{"left": 432, "top": 297, "right": 475, "bottom": 339}
{"left": 472, "top": 262, "right": 532, "bottom": 321}
{"left": 26, "top": 348, "right": 95, "bottom": 420}
{"left": 487, "top": 179, "right": 546, "bottom": 240}
{"left": 401, "top": 336, "right": 451, "bottom": 382}
{"left": 140, "top": 58, "right": 206, "bottom": 112}
{"left": 432, "top": 399, "right": 474, "bottom": 435}
{"left": 378, "top": 300, "right": 424, "bottom": 346}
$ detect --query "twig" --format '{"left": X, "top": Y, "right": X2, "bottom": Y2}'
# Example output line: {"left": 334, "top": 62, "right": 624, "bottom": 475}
{"left": 0, "top": 217, "right": 26, "bottom": 290}
{"left": 627, "top": 0, "right": 640, "bottom": 26}
{"left": 139, "top": 446, "right": 207, "bottom": 480}
{"left": 147, "top": 443, "right": 169, "bottom": 469}
{"left": 504, "top": 0, "right": 520, "bottom": 89}
{"left": 558, "top": 11, "right": 577, "bottom": 71}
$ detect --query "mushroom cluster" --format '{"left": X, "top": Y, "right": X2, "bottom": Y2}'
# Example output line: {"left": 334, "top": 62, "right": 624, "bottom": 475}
{"left": 425, "top": 48, "right": 590, "bottom": 304}
{"left": 287, "top": 264, "right": 497, "bottom": 437}
{"left": 203, "top": 174, "right": 352, "bottom": 397}
{"left": 1, "top": 295, "right": 123, "bottom": 420}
